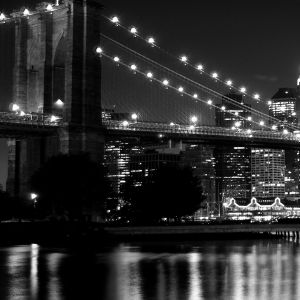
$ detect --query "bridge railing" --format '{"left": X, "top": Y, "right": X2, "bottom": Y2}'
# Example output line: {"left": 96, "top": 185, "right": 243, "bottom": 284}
{"left": 0, "top": 112, "right": 62, "bottom": 127}
{"left": 103, "top": 120, "right": 300, "bottom": 143}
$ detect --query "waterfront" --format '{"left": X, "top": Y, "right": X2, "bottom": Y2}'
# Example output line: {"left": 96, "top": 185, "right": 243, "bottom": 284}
{"left": 0, "top": 239, "right": 299, "bottom": 299}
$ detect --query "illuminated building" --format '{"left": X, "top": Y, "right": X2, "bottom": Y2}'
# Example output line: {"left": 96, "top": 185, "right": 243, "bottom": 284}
{"left": 268, "top": 88, "right": 298, "bottom": 128}
{"left": 215, "top": 146, "right": 251, "bottom": 203}
{"left": 251, "top": 148, "right": 285, "bottom": 202}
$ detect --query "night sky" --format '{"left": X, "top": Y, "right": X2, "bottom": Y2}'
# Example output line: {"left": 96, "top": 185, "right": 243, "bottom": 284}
{"left": 1, "top": 0, "right": 300, "bottom": 188}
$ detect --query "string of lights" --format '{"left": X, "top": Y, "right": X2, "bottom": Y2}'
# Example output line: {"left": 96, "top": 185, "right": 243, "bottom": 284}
{"left": 97, "top": 46, "right": 295, "bottom": 136}
{"left": 99, "top": 34, "right": 297, "bottom": 132}
{"left": 101, "top": 14, "right": 296, "bottom": 126}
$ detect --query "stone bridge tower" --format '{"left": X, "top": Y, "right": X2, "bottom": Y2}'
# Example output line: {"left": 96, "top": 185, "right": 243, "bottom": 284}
{"left": 7, "top": 0, "right": 103, "bottom": 196}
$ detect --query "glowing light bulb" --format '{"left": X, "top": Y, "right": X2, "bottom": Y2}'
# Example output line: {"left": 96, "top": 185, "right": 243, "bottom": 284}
{"left": 130, "top": 64, "right": 137, "bottom": 70}
{"left": 113, "top": 56, "right": 120, "bottom": 62}
{"left": 254, "top": 93, "right": 260, "bottom": 100}
{"left": 189, "top": 125, "right": 195, "bottom": 130}
{"left": 12, "top": 104, "right": 20, "bottom": 111}
{"left": 19, "top": 111, "right": 25, "bottom": 117}
{"left": 235, "top": 111, "right": 239, "bottom": 116}
{"left": 180, "top": 55, "right": 188, "bottom": 63}
{"left": 193, "top": 93, "right": 198, "bottom": 99}
{"left": 131, "top": 113, "right": 138, "bottom": 120}
{"left": 170, "top": 122, "right": 175, "bottom": 126}
{"left": 146, "top": 72, "right": 153, "bottom": 78}
{"left": 207, "top": 99, "right": 213, "bottom": 105}
{"left": 272, "top": 125, "right": 277, "bottom": 130}
{"left": 0, "top": 13, "right": 6, "bottom": 21}
{"left": 259, "top": 120, "right": 265, "bottom": 126}
{"left": 221, "top": 106, "right": 226, "bottom": 111}
{"left": 130, "top": 27, "right": 137, "bottom": 34}
{"left": 46, "top": 4, "right": 53, "bottom": 11}
{"left": 235, "top": 121, "right": 241, "bottom": 127}
{"left": 292, "top": 112, "right": 297, "bottom": 116}
{"left": 191, "top": 116, "right": 198, "bottom": 123}
{"left": 240, "top": 87, "right": 246, "bottom": 93}
{"left": 212, "top": 72, "right": 218, "bottom": 79}
{"left": 231, "top": 126, "right": 236, "bottom": 130}
{"left": 267, "top": 100, "right": 272, "bottom": 105}
{"left": 96, "top": 47, "right": 102, "bottom": 54}
{"left": 122, "top": 120, "right": 129, "bottom": 126}
{"left": 162, "top": 79, "right": 169, "bottom": 86}
{"left": 111, "top": 16, "right": 119, "bottom": 23}
{"left": 23, "top": 9, "right": 30, "bottom": 16}
{"left": 148, "top": 37, "right": 155, "bottom": 45}
{"left": 247, "top": 129, "right": 252, "bottom": 134}
{"left": 283, "top": 129, "right": 289, "bottom": 134}
{"left": 197, "top": 64, "right": 203, "bottom": 71}
{"left": 226, "top": 80, "right": 232, "bottom": 86}
{"left": 178, "top": 86, "right": 184, "bottom": 93}
{"left": 50, "top": 115, "right": 59, "bottom": 122}
{"left": 55, "top": 99, "right": 64, "bottom": 107}
{"left": 247, "top": 116, "right": 252, "bottom": 121}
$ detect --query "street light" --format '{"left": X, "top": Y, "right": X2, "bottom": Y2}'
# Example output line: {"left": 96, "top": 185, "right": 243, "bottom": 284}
{"left": 30, "top": 193, "right": 38, "bottom": 208}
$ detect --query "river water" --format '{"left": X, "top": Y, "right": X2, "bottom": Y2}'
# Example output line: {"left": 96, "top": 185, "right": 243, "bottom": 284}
{"left": 0, "top": 239, "right": 299, "bottom": 299}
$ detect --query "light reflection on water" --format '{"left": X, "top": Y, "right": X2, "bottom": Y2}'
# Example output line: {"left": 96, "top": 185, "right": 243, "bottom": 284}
{"left": 0, "top": 240, "right": 299, "bottom": 299}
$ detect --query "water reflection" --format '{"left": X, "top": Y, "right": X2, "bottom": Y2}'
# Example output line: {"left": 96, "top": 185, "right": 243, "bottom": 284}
{"left": 0, "top": 240, "right": 299, "bottom": 299}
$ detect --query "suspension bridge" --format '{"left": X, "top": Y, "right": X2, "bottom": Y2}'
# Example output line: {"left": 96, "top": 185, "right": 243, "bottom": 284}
{"left": 0, "top": 0, "right": 299, "bottom": 204}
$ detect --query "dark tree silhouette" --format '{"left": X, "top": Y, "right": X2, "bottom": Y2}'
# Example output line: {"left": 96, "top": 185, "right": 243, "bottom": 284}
{"left": 123, "top": 165, "right": 205, "bottom": 223}
{"left": 30, "top": 153, "right": 109, "bottom": 221}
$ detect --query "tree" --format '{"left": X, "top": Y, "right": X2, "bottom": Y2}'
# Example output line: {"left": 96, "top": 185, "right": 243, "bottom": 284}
{"left": 122, "top": 164, "right": 205, "bottom": 223}
{"left": 30, "top": 153, "right": 109, "bottom": 221}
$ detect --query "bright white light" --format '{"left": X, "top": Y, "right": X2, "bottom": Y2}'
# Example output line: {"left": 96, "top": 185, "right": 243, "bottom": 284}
{"left": 283, "top": 129, "right": 289, "bottom": 134}
{"left": 267, "top": 100, "right": 272, "bottom": 105}
{"left": 158, "top": 133, "right": 163, "bottom": 138}
{"left": 189, "top": 125, "right": 195, "bottom": 130}
{"left": 226, "top": 80, "right": 232, "bottom": 86}
{"left": 170, "top": 122, "right": 175, "bottom": 126}
{"left": 113, "top": 56, "right": 120, "bottom": 62}
{"left": 122, "top": 120, "right": 129, "bottom": 126}
{"left": 193, "top": 93, "right": 198, "bottom": 99}
{"left": 231, "top": 126, "right": 236, "bottom": 130}
{"left": 292, "top": 112, "right": 297, "bottom": 116}
{"left": 254, "top": 93, "right": 260, "bottom": 100}
{"left": 130, "top": 27, "right": 137, "bottom": 34}
{"left": 19, "top": 111, "right": 25, "bottom": 117}
{"left": 96, "top": 47, "right": 102, "bottom": 54}
{"left": 207, "top": 99, "right": 213, "bottom": 105}
{"left": 180, "top": 55, "right": 188, "bottom": 63}
{"left": 50, "top": 115, "right": 59, "bottom": 122}
{"left": 131, "top": 113, "right": 138, "bottom": 120}
{"left": 30, "top": 193, "right": 38, "bottom": 200}
{"left": 280, "top": 107, "right": 286, "bottom": 112}
{"left": 247, "top": 129, "right": 252, "bottom": 134}
{"left": 55, "top": 99, "right": 64, "bottom": 107}
{"left": 0, "top": 13, "right": 6, "bottom": 21}
{"left": 212, "top": 72, "right": 218, "bottom": 79}
{"left": 197, "top": 64, "right": 203, "bottom": 71}
{"left": 240, "top": 87, "right": 246, "bottom": 93}
{"left": 234, "top": 111, "right": 239, "bottom": 116}
{"left": 130, "top": 64, "right": 137, "bottom": 70}
{"left": 178, "top": 86, "right": 184, "bottom": 93}
{"left": 235, "top": 121, "right": 241, "bottom": 127}
{"left": 146, "top": 72, "right": 153, "bottom": 78}
{"left": 23, "top": 9, "right": 30, "bottom": 16}
{"left": 272, "top": 125, "right": 277, "bottom": 130}
{"left": 162, "top": 79, "right": 169, "bottom": 86}
{"left": 221, "top": 106, "right": 226, "bottom": 111}
{"left": 259, "top": 120, "right": 265, "bottom": 126}
{"left": 46, "top": 4, "right": 53, "bottom": 11}
{"left": 12, "top": 104, "right": 20, "bottom": 111}
{"left": 148, "top": 37, "right": 155, "bottom": 44}
{"left": 111, "top": 16, "right": 119, "bottom": 23}
{"left": 190, "top": 116, "right": 198, "bottom": 123}
{"left": 247, "top": 116, "right": 252, "bottom": 121}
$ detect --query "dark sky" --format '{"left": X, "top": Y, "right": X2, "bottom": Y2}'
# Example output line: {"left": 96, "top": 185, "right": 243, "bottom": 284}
{"left": 1, "top": 0, "right": 300, "bottom": 188}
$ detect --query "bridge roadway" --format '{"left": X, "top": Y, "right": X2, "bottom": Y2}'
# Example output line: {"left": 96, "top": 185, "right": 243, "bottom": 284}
{"left": 105, "top": 223, "right": 300, "bottom": 236}
{"left": 104, "top": 120, "right": 300, "bottom": 148}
